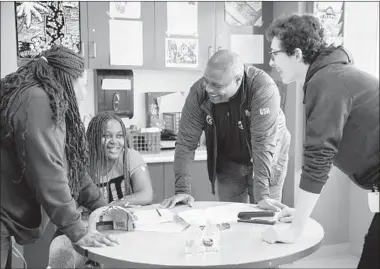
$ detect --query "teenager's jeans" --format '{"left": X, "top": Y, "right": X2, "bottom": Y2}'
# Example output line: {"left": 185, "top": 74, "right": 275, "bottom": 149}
{"left": 357, "top": 212, "right": 379, "bottom": 269}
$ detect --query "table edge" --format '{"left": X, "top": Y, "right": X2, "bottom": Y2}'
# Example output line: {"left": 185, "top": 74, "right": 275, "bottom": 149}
{"left": 73, "top": 231, "right": 324, "bottom": 268}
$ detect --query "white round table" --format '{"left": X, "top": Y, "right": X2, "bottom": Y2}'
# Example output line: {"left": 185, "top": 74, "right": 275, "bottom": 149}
{"left": 74, "top": 202, "right": 324, "bottom": 268}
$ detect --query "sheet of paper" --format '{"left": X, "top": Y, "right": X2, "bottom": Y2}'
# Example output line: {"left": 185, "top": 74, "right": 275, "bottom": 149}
{"left": 156, "top": 92, "right": 187, "bottom": 113}
{"left": 135, "top": 221, "right": 187, "bottom": 233}
{"left": 165, "top": 38, "right": 198, "bottom": 68}
{"left": 177, "top": 203, "right": 265, "bottom": 225}
{"left": 109, "top": 20, "right": 143, "bottom": 66}
{"left": 167, "top": 2, "right": 198, "bottom": 36}
{"left": 132, "top": 209, "right": 175, "bottom": 226}
{"left": 101, "top": 79, "right": 131, "bottom": 91}
{"left": 230, "top": 34, "right": 264, "bottom": 64}
{"left": 109, "top": 2, "right": 141, "bottom": 19}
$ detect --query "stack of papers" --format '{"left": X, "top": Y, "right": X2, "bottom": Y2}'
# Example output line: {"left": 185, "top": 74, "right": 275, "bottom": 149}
{"left": 132, "top": 209, "right": 174, "bottom": 225}
{"left": 131, "top": 209, "right": 188, "bottom": 233}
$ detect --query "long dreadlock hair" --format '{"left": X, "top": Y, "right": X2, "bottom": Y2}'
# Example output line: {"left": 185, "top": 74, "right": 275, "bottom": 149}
{"left": 86, "top": 112, "right": 132, "bottom": 198}
{"left": 0, "top": 45, "right": 88, "bottom": 199}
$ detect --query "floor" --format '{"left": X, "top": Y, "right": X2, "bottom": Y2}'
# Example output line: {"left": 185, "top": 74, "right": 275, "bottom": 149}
{"left": 281, "top": 254, "right": 359, "bottom": 268}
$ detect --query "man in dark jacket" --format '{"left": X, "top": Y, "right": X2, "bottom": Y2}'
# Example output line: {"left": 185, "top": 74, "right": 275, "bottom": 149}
{"left": 161, "top": 50, "right": 291, "bottom": 211}
{"left": 261, "top": 14, "right": 379, "bottom": 269}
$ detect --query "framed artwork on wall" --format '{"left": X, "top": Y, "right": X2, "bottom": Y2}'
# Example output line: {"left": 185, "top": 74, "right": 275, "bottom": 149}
{"left": 314, "top": 2, "right": 345, "bottom": 46}
{"left": 224, "top": 1, "right": 263, "bottom": 27}
{"left": 15, "top": 1, "right": 81, "bottom": 63}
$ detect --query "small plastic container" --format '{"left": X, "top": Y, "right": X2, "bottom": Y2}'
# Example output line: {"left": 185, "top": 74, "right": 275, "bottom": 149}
{"left": 185, "top": 224, "right": 205, "bottom": 256}
{"left": 202, "top": 221, "right": 220, "bottom": 253}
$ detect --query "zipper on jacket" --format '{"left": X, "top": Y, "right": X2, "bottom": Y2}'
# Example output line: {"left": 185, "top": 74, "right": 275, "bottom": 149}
{"left": 200, "top": 101, "right": 217, "bottom": 195}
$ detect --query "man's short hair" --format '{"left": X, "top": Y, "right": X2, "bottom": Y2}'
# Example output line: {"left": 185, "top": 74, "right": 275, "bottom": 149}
{"left": 207, "top": 50, "right": 244, "bottom": 78}
{"left": 266, "top": 14, "right": 328, "bottom": 64}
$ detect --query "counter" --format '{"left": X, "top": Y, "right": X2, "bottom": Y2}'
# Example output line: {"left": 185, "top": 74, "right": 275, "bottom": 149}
{"left": 140, "top": 147, "right": 207, "bottom": 163}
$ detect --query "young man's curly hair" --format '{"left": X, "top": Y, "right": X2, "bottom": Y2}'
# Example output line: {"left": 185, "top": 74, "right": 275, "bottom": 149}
{"left": 266, "top": 14, "right": 328, "bottom": 64}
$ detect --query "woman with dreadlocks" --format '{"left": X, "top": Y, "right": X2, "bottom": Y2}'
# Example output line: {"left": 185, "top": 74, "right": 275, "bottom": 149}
{"left": 48, "top": 112, "right": 153, "bottom": 268}
{"left": 0, "top": 45, "right": 118, "bottom": 268}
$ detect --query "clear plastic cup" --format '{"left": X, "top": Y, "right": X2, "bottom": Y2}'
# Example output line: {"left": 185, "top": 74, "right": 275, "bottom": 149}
{"left": 185, "top": 224, "right": 205, "bottom": 256}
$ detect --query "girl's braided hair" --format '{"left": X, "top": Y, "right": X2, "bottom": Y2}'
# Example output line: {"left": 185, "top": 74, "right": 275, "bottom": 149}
{"left": 86, "top": 112, "right": 132, "bottom": 197}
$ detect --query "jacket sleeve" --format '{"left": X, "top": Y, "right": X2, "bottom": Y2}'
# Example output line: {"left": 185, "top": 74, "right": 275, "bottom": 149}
{"left": 77, "top": 172, "right": 107, "bottom": 212}
{"left": 300, "top": 79, "right": 353, "bottom": 194}
{"left": 174, "top": 88, "right": 204, "bottom": 195}
{"left": 13, "top": 93, "right": 86, "bottom": 243}
{"left": 249, "top": 77, "right": 282, "bottom": 202}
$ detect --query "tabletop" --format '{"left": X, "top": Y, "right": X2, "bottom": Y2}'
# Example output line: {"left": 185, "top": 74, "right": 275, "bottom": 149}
{"left": 73, "top": 201, "right": 324, "bottom": 268}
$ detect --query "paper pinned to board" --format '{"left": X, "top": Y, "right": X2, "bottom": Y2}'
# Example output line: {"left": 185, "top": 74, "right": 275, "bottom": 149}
{"left": 230, "top": 34, "right": 264, "bottom": 64}
{"left": 177, "top": 203, "right": 266, "bottom": 225}
{"left": 167, "top": 2, "right": 198, "bottom": 36}
{"left": 109, "top": 20, "right": 143, "bottom": 66}
{"left": 109, "top": 2, "right": 141, "bottom": 19}
{"left": 101, "top": 79, "right": 131, "bottom": 90}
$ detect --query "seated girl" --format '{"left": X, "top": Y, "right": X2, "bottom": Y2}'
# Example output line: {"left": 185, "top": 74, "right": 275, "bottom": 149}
{"left": 48, "top": 112, "right": 153, "bottom": 268}
{"left": 86, "top": 112, "right": 153, "bottom": 206}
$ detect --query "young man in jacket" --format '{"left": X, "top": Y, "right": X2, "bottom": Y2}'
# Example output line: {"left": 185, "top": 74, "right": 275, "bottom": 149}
{"left": 161, "top": 50, "right": 291, "bottom": 211}
{"left": 261, "top": 14, "right": 379, "bottom": 269}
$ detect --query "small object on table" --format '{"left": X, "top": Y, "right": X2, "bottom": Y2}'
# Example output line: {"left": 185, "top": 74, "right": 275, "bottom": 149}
{"left": 156, "top": 208, "right": 162, "bottom": 217}
{"left": 217, "top": 223, "right": 231, "bottom": 230}
{"left": 237, "top": 211, "right": 275, "bottom": 220}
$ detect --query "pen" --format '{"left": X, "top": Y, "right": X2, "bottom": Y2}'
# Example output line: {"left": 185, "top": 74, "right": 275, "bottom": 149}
{"left": 156, "top": 208, "right": 162, "bottom": 217}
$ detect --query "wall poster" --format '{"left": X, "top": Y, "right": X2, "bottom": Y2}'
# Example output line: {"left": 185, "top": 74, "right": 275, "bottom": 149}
{"left": 314, "top": 2, "right": 345, "bottom": 46}
{"left": 15, "top": 1, "right": 81, "bottom": 59}
{"left": 165, "top": 38, "right": 198, "bottom": 68}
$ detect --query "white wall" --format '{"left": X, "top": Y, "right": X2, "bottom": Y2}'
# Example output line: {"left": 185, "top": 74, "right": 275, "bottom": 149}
{"left": 1, "top": 2, "right": 17, "bottom": 78}
{"left": 344, "top": 1, "right": 379, "bottom": 257}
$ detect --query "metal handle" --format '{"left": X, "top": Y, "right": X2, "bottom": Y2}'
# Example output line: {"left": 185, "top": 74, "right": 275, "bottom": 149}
{"left": 208, "top": 46, "right": 213, "bottom": 59}
{"left": 81, "top": 41, "right": 84, "bottom": 57}
{"left": 92, "top": 41, "right": 97, "bottom": 58}
{"left": 112, "top": 93, "right": 120, "bottom": 112}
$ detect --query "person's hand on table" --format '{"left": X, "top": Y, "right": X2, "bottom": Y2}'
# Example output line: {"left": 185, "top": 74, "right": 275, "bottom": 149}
{"left": 261, "top": 226, "right": 298, "bottom": 244}
{"left": 160, "top": 194, "right": 195, "bottom": 208}
{"left": 257, "top": 198, "right": 287, "bottom": 212}
{"left": 277, "top": 206, "right": 295, "bottom": 223}
{"left": 74, "top": 230, "right": 119, "bottom": 247}
{"left": 262, "top": 206, "right": 297, "bottom": 244}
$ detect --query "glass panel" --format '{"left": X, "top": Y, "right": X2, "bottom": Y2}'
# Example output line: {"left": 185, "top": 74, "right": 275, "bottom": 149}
{"left": 165, "top": 38, "right": 198, "bottom": 68}
{"left": 224, "top": 2, "right": 262, "bottom": 27}
{"left": 109, "top": 2, "right": 141, "bottom": 19}
{"left": 314, "top": 2, "right": 344, "bottom": 46}
{"left": 16, "top": 1, "right": 81, "bottom": 59}
{"left": 167, "top": 2, "right": 198, "bottom": 36}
